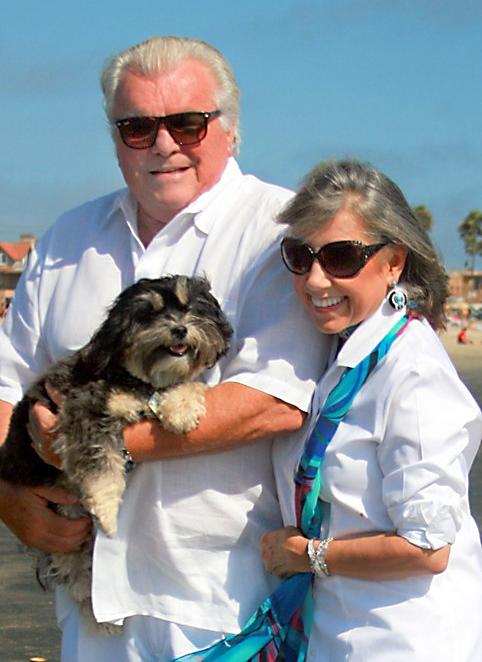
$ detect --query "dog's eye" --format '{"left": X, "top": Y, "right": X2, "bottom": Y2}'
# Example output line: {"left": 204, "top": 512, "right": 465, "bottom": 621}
{"left": 133, "top": 301, "right": 160, "bottom": 322}
{"left": 192, "top": 293, "right": 219, "bottom": 314}
{"left": 134, "top": 289, "right": 168, "bottom": 318}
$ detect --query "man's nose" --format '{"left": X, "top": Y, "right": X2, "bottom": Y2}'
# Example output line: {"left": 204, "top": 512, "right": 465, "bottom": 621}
{"left": 151, "top": 123, "right": 180, "bottom": 155}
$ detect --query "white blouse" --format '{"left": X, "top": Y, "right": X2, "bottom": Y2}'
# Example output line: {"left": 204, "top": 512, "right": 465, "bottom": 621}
{"left": 273, "top": 301, "right": 482, "bottom": 661}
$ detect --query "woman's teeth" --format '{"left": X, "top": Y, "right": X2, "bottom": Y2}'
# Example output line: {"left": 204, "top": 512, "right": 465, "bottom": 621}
{"left": 311, "top": 296, "right": 344, "bottom": 309}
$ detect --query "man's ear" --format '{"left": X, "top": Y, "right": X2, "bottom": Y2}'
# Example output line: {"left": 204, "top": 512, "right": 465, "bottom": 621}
{"left": 225, "top": 125, "right": 237, "bottom": 156}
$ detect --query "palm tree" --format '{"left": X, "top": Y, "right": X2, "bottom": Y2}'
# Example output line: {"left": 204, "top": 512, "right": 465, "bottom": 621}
{"left": 458, "top": 210, "right": 482, "bottom": 272}
{"left": 412, "top": 205, "right": 433, "bottom": 232}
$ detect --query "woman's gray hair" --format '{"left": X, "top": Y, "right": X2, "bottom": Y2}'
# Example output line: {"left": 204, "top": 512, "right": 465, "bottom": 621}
{"left": 100, "top": 36, "right": 241, "bottom": 153}
{"left": 278, "top": 160, "right": 448, "bottom": 329}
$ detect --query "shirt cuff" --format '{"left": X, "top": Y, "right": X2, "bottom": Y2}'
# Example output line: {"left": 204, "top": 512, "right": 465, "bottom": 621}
{"left": 391, "top": 501, "right": 463, "bottom": 549}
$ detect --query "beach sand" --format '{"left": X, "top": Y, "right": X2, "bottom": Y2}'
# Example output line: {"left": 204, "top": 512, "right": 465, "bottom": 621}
{"left": 0, "top": 327, "right": 481, "bottom": 662}
{"left": 440, "top": 323, "right": 482, "bottom": 406}
{"left": 440, "top": 323, "right": 482, "bottom": 550}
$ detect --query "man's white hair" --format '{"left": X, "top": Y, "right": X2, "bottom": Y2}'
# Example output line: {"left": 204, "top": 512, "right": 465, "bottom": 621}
{"left": 101, "top": 36, "right": 241, "bottom": 153}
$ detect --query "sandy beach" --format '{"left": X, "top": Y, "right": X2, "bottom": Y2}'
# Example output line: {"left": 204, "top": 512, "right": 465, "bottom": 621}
{"left": 0, "top": 326, "right": 481, "bottom": 662}
{"left": 440, "top": 322, "right": 482, "bottom": 406}
{"left": 440, "top": 323, "right": 482, "bottom": 549}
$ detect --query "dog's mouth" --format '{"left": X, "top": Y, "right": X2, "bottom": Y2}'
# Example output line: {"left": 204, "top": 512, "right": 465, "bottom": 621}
{"left": 167, "top": 344, "right": 189, "bottom": 357}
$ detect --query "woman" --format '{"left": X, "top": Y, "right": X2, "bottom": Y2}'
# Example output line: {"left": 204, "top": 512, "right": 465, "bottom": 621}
{"left": 262, "top": 161, "right": 482, "bottom": 661}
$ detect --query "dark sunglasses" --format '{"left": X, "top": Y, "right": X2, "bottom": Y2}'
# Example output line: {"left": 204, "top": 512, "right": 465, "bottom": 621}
{"left": 280, "top": 237, "right": 389, "bottom": 278}
{"left": 114, "top": 110, "right": 222, "bottom": 149}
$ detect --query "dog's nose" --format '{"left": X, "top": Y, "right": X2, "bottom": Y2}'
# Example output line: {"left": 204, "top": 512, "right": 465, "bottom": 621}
{"left": 171, "top": 325, "right": 187, "bottom": 340}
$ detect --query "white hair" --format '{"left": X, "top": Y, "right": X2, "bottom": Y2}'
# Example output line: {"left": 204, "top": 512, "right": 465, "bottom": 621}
{"left": 101, "top": 36, "right": 240, "bottom": 153}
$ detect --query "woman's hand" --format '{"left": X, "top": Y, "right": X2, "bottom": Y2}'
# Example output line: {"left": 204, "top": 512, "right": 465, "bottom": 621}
{"left": 260, "top": 526, "right": 311, "bottom": 577}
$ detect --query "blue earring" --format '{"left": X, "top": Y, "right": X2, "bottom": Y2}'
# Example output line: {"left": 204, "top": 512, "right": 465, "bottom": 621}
{"left": 387, "top": 281, "right": 407, "bottom": 311}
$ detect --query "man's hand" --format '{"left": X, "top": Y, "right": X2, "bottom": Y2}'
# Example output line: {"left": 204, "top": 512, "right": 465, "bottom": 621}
{"left": 28, "top": 385, "right": 63, "bottom": 469}
{"left": 0, "top": 479, "right": 91, "bottom": 553}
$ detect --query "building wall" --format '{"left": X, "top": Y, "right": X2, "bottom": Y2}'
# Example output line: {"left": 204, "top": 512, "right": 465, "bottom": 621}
{"left": 448, "top": 270, "right": 482, "bottom": 304}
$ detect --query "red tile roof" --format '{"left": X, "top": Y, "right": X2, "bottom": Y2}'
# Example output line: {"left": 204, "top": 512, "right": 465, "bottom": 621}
{"left": 0, "top": 242, "right": 32, "bottom": 262}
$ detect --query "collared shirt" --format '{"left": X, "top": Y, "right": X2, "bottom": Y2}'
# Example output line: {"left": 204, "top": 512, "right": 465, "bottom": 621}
{"left": 273, "top": 301, "right": 482, "bottom": 661}
{"left": 0, "top": 159, "right": 329, "bottom": 633}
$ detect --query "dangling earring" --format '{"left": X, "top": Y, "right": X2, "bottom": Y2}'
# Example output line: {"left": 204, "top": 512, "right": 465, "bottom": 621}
{"left": 387, "top": 281, "right": 407, "bottom": 310}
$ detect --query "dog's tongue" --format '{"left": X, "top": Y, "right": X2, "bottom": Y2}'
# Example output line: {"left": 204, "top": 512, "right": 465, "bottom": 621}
{"left": 169, "top": 344, "right": 188, "bottom": 356}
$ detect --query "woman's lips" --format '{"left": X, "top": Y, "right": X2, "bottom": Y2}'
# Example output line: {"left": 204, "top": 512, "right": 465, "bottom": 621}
{"left": 310, "top": 296, "right": 345, "bottom": 310}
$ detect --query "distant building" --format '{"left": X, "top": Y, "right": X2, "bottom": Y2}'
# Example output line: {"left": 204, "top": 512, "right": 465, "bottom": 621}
{"left": 448, "top": 269, "right": 482, "bottom": 305}
{"left": 0, "top": 234, "right": 36, "bottom": 315}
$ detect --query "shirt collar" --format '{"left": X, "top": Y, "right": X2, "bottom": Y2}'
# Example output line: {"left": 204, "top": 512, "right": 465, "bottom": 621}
{"left": 102, "top": 188, "right": 137, "bottom": 228}
{"left": 336, "top": 300, "right": 407, "bottom": 368}
{"left": 103, "top": 158, "right": 243, "bottom": 238}
{"left": 187, "top": 157, "right": 243, "bottom": 234}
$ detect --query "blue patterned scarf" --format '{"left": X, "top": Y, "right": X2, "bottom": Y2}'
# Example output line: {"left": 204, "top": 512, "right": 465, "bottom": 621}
{"left": 175, "top": 315, "right": 410, "bottom": 662}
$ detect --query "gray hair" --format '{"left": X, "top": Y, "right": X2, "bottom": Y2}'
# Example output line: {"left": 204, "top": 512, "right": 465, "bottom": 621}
{"left": 100, "top": 36, "right": 240, "bottom": 153}
{"left": 278, "top": 160, "right": 448, "bottom": 329}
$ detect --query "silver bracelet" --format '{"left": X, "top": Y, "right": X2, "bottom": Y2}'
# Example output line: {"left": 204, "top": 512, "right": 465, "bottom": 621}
{"left": 307, "top": 537, "right": 333, "bottom": 577}
{"left": 117, "top": 430, "right": 136, "bottom": 474}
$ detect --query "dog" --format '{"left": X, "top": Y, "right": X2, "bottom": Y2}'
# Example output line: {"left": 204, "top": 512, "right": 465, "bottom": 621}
{"left": 0, "top": 275, "right": 232, "bottom": 632}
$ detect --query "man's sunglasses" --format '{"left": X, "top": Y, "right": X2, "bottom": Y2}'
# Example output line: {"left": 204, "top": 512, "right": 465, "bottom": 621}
{"left": 280, "top": 237, "right": 389, "bottom": 278}
{"left": 114, "top": 110, "right": 222, "bottom": 149}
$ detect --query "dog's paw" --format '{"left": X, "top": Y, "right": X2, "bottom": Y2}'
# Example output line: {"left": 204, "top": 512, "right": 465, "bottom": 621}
{"left": 79, "top": 456, "right": 126, "bottom": 537}
{"left": 106, "top": 391, "right": 148, "bottom": 423}
{"left": 153, "top": 382, "right": 208, "bottom": 434}
{"left": 85, "top": 493, "right": 120, "bottom": 537}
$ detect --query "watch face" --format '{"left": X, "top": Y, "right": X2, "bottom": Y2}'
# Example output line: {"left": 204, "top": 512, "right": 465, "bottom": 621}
{"left": 148, "top": 392, "right": 163, "bottom": 418}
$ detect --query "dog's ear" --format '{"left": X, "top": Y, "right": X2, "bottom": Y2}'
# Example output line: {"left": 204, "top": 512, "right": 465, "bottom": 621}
{"left": 211, "top": 299, "right": 233, "bottom": 352}
{"left": 192, "top": 277, "right": 233, "bottom": 355}
{"left": 202, "top": 280, "right": 233, "bottom": 345}
{"left": 74, "top": 289, "right": 136, "bottom": 380}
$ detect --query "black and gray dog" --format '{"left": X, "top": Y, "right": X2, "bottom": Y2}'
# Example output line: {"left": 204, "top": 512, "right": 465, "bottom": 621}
{"left": 0, "top": 275, "right": 232, "bottom": 632}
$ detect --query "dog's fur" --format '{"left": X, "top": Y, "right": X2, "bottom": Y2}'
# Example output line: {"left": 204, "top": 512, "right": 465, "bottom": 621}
{"left": 0, "top": 275, "right": 232, "bottom": 632}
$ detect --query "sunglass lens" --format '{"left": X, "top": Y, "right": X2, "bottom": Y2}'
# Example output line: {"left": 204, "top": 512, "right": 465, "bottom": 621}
{"left": 322, "top": 242, "right": 363, "bottom": 277}
{"left": 282, "top": 239, "right": 313, "bottom": 274}
{"left": 119, "top": 117, "right": 157, "bottom": 148}
{"left": 167, "top": 113, "right": 207, "bottom": 145}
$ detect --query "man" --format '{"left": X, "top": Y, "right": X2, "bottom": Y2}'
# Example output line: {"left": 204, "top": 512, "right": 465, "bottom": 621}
{"left": 0, "top": 36, "right": 327, "bottom": 660}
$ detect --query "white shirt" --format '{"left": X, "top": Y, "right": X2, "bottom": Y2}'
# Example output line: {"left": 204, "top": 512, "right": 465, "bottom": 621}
{"left": 0, "top": 159, "right": 329, "bottom": 633}
{"left": 274, "top": 301, "right": 482, "bottom": 661}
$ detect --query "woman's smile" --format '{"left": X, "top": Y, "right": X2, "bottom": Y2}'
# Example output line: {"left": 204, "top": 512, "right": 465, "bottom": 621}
{"left": 309, "top": 295, "right": 346, "bottom": 311}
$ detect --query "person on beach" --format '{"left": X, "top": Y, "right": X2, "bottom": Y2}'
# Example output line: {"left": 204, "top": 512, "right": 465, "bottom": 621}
{"left": 0, "top": 36, "right": 327, "bottom": 660}
{"left": 457, "top": 326, "right": 474, "bottom": 344}
{"left": 258, "top": 160, "right": 482, "bottom": 660}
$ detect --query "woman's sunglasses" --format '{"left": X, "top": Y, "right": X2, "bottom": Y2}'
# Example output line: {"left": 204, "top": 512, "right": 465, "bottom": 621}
{"left": 280, "top": 237, "right": 389, "bottom": 278}
{"left": 114, "top": 110, "right": 222, "bottom": 149}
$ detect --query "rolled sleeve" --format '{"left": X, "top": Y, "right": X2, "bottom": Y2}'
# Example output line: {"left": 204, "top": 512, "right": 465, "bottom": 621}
{"left": 378, "top": 357, "right": 481, "bottom": 549}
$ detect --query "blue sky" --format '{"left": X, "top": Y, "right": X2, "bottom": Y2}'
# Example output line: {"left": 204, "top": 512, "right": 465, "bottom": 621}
{"left": 1, "top": 0, "right": 481, "bottom": 268}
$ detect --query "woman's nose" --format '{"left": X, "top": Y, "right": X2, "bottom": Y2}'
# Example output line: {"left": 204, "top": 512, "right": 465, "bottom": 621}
{"left": 304, "top": 259, "right": 332, "bottom": 291}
